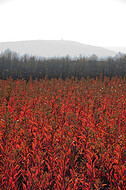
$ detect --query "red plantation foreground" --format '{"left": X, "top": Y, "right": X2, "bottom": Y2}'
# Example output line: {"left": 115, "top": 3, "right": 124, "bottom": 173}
{"left": 0, "top": 77, "right": 126, "bottom": 190}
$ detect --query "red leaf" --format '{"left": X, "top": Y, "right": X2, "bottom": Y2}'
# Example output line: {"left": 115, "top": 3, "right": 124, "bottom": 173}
{"left": 86, "top": 163, "right": 92, "bottom": 172}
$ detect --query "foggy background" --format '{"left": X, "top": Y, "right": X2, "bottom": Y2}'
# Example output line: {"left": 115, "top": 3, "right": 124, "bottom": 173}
{"left": 0, "top": 0, "right": 126, "bottom": 48}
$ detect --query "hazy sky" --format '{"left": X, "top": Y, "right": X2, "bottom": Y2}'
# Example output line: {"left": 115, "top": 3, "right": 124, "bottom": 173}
{"left": 0, "top": 0, "right": 126, "bottom": 47}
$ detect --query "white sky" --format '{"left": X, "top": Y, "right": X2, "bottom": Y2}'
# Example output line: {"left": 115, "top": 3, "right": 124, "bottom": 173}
{"left": 0, "top": 0, "right": 126, "bottom": 47}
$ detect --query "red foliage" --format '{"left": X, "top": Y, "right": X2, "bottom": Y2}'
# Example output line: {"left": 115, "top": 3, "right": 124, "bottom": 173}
{"left": 0, "top": 76, "right": 126, "bottom": 189}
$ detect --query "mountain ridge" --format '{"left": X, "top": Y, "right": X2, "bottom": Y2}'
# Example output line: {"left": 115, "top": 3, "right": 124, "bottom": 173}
{"left": 0, "top": 40, "right": 117, "bottom": 58}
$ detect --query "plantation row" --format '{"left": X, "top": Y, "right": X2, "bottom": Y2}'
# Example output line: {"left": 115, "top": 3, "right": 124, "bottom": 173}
{"left": 0, "top": 49, "right": 126, "bottom": 81}
{"left": 0, "top": 77, "right": 126, "bottom": 189}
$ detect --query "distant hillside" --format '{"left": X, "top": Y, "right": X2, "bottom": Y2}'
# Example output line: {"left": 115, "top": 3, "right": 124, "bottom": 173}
{"left": 0, "top": 40, "right": 117, "bottom": 58}
{"left": 106, "top": 47, "right": 126, "bottom": 55}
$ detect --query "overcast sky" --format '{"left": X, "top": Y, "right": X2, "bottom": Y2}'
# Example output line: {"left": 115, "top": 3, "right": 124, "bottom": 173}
{"left": 0, "top": 0, "right": 126, "bottom": 47}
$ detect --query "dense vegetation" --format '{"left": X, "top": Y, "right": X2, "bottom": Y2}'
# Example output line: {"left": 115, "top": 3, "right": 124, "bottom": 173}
{"left": 0, "top": 77, "right": 126, "bottom": 189}
{"left": 0, "top": 49, "right": 126, "bottom": 80}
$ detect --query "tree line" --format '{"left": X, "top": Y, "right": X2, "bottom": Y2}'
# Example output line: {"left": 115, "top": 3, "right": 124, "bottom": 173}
{"left": 0, "top": 49, "right": 126, "bottom": 81}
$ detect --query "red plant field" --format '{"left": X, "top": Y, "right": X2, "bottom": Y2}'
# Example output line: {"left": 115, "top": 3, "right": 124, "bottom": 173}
{"left": 0, "top": 76, "right": 126, "bottom": 190}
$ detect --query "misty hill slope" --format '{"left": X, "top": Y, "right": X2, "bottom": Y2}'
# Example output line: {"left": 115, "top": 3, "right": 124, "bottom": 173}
{"left": 0, "top": 40, "right": 117, "bottom": 58}
{"left": 106, "top": 47, "right": 126, "bottom": 55}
